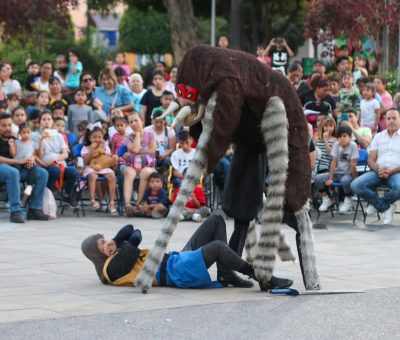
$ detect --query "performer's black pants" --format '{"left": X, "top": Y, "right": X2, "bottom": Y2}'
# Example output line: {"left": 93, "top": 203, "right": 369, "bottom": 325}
{"left": 183, "top": 215, "right": 251, "bottom": 274}
{"left": 228, "top": 207, "right": 307, "bottom": 284}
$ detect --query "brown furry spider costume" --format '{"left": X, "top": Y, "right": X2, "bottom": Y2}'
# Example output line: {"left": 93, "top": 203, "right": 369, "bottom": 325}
{"left": 136, "top": 45, "right": 320, "bottom": 293}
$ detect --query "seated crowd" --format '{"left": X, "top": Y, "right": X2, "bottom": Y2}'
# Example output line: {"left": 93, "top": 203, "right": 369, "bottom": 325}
{"left": 0, "top": 53, "right": 227, "bottom": 224}
{"left": 289, "top": 54, "right": 400, "bottom": 225}
{"left": 1, "top": 46, "right": 400, "bottom": 226}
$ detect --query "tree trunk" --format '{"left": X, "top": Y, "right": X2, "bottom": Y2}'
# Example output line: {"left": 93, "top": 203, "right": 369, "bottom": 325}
{"left": 230, "top": 0, "right": 241, "bottom": 49}
{"left": 163, "top": 0, "right": 203, "bottom": 63}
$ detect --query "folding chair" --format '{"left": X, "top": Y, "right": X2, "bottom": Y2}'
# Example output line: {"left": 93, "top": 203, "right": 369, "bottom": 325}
{"left": 352, "top": 149, "right": 370, "bottom": 223}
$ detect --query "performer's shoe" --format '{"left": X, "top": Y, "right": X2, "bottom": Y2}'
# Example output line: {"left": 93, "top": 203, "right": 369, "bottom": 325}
{"left": 217, "top": 271, "right": 254, "bottom": 288}
{"left": 258, "top": 276, "right": 293, "bottom": 291}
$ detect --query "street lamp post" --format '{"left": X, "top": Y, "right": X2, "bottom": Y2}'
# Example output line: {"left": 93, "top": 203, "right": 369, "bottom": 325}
{"left": 211, "top": 0, "right": 216, "bottom": 46}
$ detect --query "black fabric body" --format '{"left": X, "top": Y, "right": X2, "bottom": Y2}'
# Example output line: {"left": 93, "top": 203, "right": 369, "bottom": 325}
{"left": 106, "top": 241, "right": 141, "bottom": 282}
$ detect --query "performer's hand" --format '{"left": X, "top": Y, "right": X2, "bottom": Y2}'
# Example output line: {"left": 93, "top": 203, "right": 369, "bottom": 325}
{"left": 104, "top": 240, "right": 116, "bottom": 256}
{"left": 325, "top": 178, "right": 333, "bottom": 186}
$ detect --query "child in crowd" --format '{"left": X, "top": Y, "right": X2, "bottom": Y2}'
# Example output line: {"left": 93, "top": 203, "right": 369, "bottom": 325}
{"left": 327, "top": 72, "right": 340, "bottom": 104}
{"left": 110, "top": 116, "right": 130, "bottom": 156}
{"left": 108, "top": 108, "right": 133, "bottom": 139}
{"left": 315, "top": 117, "right": 336, "bottom": 174}
{"left": 50, "top": 101, "right": 67, "bottom": 121}
{"left": 144, "top": 108, "right": 176, "bottom": 168}
{"left": 352, "top": 55, "right": 368, "bottom": 83}
{"left": 11, "top": 106, "right": 27, "bottom": 136}
{"left": 136, "top": 172, "right": 168, "bottom": 218}
{"left": 338, "top": 72, "right": 360, "bottom": 122}
{"left": 112, "top": 52, "right": 131, "bottom": 77}
{"left": 8, "top": 122, "right": 37, "bottom": 205}
{"left": 171, "top": 130, "right": 195, "bottom": 187}
{"left": 76, "top": 120, "right": 89, "bottom": 144}
{"left": 25, "top": 61, "right": 40, "bottom": 91}
{"left": 53, "top": 117, "right": 68, "bottom": 145}
{"left": 172, "top": 168, "right": 209, "bottom": 222}
{"left": 81, "top": 123, "right": 118, "bottom": 216}
{"left": 6, "top": 93, "right": 21, "bottom": 112}
{"left": 156, "top": 90, "right": 175, "bottom": 127}
{"left": 28, "top": 109, "right": 41, "bottom": 132}
{"left": 68, "top": 89, "right": 93, "bottom": 138}
{"left": 360, "top": 83, "right": 380, "bottom": 133}
{"left": 97, "top": 119, "right": 110, "bottom": 147}
{"left": 140, "top": 69, "right": 164, "bottom": 127}
{"left": 27, "top": 91, "right": 50, "bottom": 117}
{"left": 114, "top": 67, "right": 130, "bottom": 91}
{"left": 315, "top": 125, "right": 359, "bottom": 214}
{"left": 374, "top": 76, "right": 393, "bottom": 131}
{"left": 0, "top": 100, "right": 7, "bottom": 114}
{"left": 65, "top": 48, "right": 83, "bottom": 90}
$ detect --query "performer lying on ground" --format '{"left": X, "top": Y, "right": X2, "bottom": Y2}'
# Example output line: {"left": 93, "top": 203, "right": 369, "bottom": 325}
{"left": 81, "top": 215, "right": 292, "bottom": 289}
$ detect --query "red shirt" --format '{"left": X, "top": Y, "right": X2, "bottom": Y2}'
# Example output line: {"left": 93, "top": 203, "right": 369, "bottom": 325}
{"left": 172, "top": 185, "right": 206, "bottom": 208}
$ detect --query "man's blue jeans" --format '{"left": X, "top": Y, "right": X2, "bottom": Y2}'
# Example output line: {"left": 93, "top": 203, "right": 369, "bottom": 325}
{"left": 351, "top": 171, "right": 400, "bottom": 212}
{"left": 0, "top": 164, "right": 49, "bottom": 212}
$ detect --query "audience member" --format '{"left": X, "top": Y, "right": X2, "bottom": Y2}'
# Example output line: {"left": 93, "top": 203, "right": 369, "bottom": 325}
{"left": 0, "top": 113, "right": 49, "bottom": 223}
{"left": 171, "top": 130, "right": 195, "bottom": 187}
{"left": 360, "top": 83, "right": 380, "bottom": 133}
{"left": 140, "top": 69, "right": 164, "bottom": 127}
{"left": 81, "top": 123, "right": 118, "bottom": 216}
{"left": 36, "top": 111, "right": 78, "bottom": 208}
{"left": 144, "top": 108, "right": 176, "bottom": 169}
{"left": 0, "top": 62, "right": 21, "bottom": 95}
{"left": 351, "top": 110, "right": 400, "bottom": 224}
{"left": 123, "top": 112, "right": 157, "bottom": 216}
{"left": 93, "top": 68, "right": 133, "bottom": 117}
{"left": 315, "top": 125, "right": 359, "bottom": 213}
{"left": 136, "top": 172, "right": 168, "bottom": 218}
{"left": 173, "top": 168, "right": 209, "bottom": 222}
{"left": 65, "top": 48, "right": 83, "bottom": 91}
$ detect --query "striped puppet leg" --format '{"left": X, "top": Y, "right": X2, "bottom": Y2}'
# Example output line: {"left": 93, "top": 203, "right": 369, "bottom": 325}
{"left": 253, "top": 97, "right": 289, "bottom": 287}
{"left": 136, "top": 93, "right": 217, "bottom": 293}
{"left": 295, "top": 202, "right": 321, "bottom": 290}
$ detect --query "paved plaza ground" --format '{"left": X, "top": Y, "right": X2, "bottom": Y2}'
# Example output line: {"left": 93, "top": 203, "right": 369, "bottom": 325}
{"left": 0, "top": 207, "right": 399, "bottom": 339}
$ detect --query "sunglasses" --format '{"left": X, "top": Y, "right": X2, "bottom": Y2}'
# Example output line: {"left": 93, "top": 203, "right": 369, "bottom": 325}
{"left": 82, "top": 78, "right": 93, "bottom": 82}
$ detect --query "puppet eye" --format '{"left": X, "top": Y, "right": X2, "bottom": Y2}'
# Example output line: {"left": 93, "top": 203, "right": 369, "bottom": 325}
{"left": 177, "top": 88, "right": 182, "bottom": 96}
{"left": 187, "top": 94, "right": 192, "bottom": 99}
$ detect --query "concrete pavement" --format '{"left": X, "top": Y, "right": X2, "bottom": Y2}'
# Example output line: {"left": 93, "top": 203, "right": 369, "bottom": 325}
{"left": 0, "top": 207, "right": 399, "bottom": 338}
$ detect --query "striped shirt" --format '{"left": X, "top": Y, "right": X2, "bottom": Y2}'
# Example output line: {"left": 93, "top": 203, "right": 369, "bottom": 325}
{"left": 315, "top": 139, "right": 335, "bottom": 173}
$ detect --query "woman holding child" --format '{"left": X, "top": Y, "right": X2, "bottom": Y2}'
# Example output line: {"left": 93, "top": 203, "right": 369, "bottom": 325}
{"left": 123, "top": 112, "right": 157, "bottom": 217}
{"left": 36, "top": 112, "right": 78, "bottom": 207}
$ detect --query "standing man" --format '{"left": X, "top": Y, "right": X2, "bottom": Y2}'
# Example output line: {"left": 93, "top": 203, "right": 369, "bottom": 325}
{"left": 351, "top": 109, "right": 400, "bottom": 224}
{"left": 0, "top": 114, "right": 49, "bottom": 223}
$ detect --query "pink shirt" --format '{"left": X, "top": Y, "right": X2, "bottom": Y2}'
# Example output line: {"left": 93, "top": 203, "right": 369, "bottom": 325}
{"left": 112, "top": 64, "right": 131, "bottom": 77}
{"left": 379, "top": 91, "right": 393, "bottom": 130}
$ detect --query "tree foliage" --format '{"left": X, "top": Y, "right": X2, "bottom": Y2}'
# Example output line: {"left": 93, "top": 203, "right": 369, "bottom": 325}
{"left": 304, "top": 0, "right": 400, "bottom": 44}
{"left": 0, "top": 0, "right": 78, "bottom": 42}
{"left": 118, "top": 7, "right": 172, "bottom": 54}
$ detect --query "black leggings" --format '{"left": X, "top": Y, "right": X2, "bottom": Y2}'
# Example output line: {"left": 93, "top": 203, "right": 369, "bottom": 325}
{"left": 182, "top": 215, "right": 248, "bottom": 274}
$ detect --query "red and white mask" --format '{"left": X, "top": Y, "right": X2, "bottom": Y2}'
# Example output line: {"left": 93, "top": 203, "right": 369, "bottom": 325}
{"left": 176, "top": 84, "right": 199, "bottom": 103}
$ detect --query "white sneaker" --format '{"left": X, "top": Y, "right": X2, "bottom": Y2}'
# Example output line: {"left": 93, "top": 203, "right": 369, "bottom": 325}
{"left": 366, "top": 204, "right": 377, "bottom": 216}
{"left": 24, "top": 185, "right": 33, "bottom": 196}
{"left": 383, "top": 204, "right": 396, "bottom": 225}
{"left": 192, "top": 213, "right": 202, "bottom": 222}
{"left": 319, "top": 197, "right": 332, "bottom": 212}
{"left": 339, "top": 197, "right": 353, "bottom": 214}
{"left": 179, "top": 214, "right": 184, "bottom": 221}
